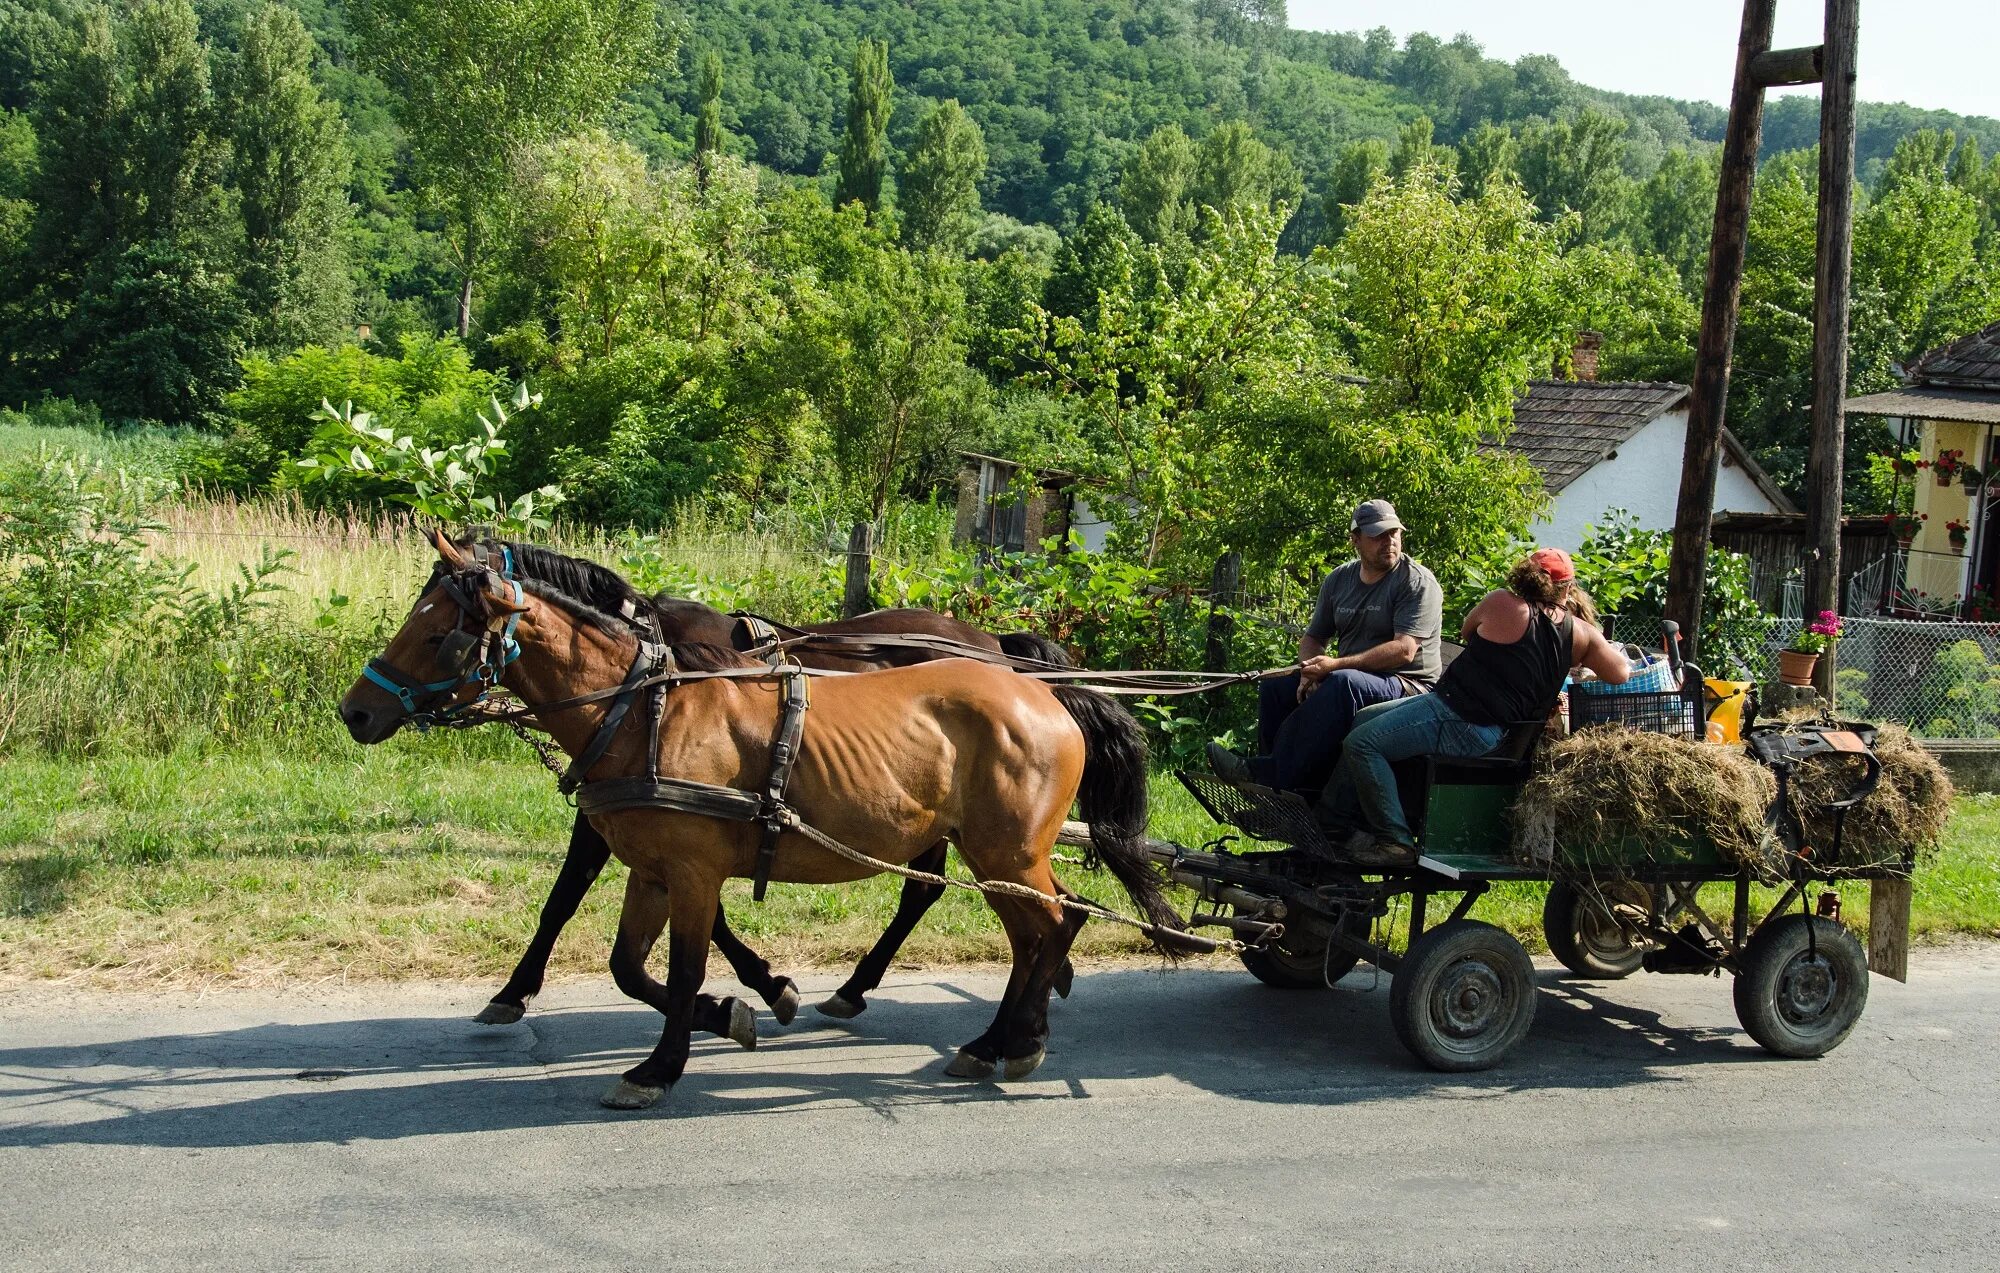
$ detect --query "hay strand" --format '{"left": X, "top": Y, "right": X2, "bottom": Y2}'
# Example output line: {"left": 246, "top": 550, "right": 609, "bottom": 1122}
{"left": 1514, "top": 727, "right": 1778, "bottom": 875}
{"left": 1790, "top": 725, "right": 1953, "bottom": 868}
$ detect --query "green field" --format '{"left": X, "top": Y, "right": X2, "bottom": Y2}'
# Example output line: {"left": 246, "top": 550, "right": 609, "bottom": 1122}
{"left": 3, "top": 737, "right": 1996, "bottom": 988}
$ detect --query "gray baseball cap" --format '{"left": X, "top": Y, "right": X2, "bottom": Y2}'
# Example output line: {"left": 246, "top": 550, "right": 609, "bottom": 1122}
{"left": 1351, "top": 498, "right": 1404, "bottom": 537}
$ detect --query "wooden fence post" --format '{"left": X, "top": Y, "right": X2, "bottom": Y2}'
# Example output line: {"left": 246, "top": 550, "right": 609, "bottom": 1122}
{"left": 843, "top": 521, "right": 874, "bottom": 618}
{"left": 1204, "top": 551, "right": 1241, "bottom": 673}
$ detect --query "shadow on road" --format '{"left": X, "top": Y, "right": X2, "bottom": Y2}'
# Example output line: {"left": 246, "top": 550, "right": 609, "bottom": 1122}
{"left": 0, "top": 967, "right": 1752, "bottom": 1149}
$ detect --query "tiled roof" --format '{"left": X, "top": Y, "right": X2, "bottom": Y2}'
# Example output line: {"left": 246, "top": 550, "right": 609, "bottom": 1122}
{"left": 1908, "top": 319, "right": 2000, "bottom": 389}
{"left": 1499, "top": 380, "right": 1692, "bottom": 493}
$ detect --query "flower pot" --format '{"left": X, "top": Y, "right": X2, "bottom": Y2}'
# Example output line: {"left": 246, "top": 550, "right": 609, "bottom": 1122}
{"left": 1896, "top": 535, "right": 1915, "bottom": 550}
{"left": 1950, "top": 536, "right": 1969, "bottom": 554}
{"left": 1963, "top": 477, "right": 1983, "bottom": 495}
{"left": 1937, "top": 469, "right": 1956, "bottom": 487}
{"left": 1778, "top": 649, "right": 1820, "bottom": 688}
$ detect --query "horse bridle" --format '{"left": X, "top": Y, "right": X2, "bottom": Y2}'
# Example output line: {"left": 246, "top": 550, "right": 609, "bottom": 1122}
{"left": 362, "top": 547, "right": 524, "bottom": 721}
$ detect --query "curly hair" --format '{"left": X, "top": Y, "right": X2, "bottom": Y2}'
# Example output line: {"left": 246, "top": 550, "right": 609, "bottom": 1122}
{"left": 1506, "top": 558, "right": 1572, "bottom": 607}
{"left": 1562, "top": 584, "right": 1598, "bottom": 625}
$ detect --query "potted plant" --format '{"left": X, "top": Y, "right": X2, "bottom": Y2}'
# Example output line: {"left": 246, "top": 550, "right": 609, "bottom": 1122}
{"left": 1948, "top": 519, "right": 1971, "bottom": 552}
{"left": 1884, "top": 510, "right": 1926, "bottom": 547}
{"left": 1780, "top": 610, "right": 1841, "bottom": 687}
{"left": 1890, "top": 452, "right": 1922, "bottom": 479}
{"left": 1934, "top": 448, "right": 1965, "bottom": 487}
{"left": 1962, "top": 464, "right": 1985, "bottom": 495}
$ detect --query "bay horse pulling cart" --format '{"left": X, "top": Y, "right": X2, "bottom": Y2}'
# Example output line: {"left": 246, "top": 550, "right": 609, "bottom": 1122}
{"left": 1132, "top": 621, "right": 1910, "bottom": 1072}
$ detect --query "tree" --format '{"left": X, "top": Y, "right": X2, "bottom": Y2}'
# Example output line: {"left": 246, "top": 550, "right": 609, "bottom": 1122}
{"left": 1387, "top": 115, "right": 1452, "bottom": 183}
{"left": 1320, "top": 138, "right": 1387, "bottom": 245}
{"left": 229, "top": 3, "right": 353, "bottom": 351}
{"left": 1191, "top": 120, "right": 1302, "bottom": 218}
{"left": 1119, "top": 124, "right": 1197, "bottom": 245}
{"left": 1637, "top": 145, "right": 1720, "bottom": 289}
{"left": 122, "top": 0, "right": 226, "bottom": 245}
{"left": 900, "top": 99, "right": 986, "bottom": 255}
{"left": 349, "top": 0, "right": 660, "bottom": 338}
{"left": 1516, "top": 107, "right": 1631, "bottom": 241}
{"left": 835, "top": 38, "right": 891, "bottom": 214}
{"left": 693, "top": 49, "right": 725, "bottom": 173}
{"left": 1456, "top": 122, "right": 1516, "bottom": 200}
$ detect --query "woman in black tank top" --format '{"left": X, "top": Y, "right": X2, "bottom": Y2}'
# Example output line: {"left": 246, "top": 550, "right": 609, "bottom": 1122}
{"left": 1321, "top": 548, "right": 1622, "bottom": 865}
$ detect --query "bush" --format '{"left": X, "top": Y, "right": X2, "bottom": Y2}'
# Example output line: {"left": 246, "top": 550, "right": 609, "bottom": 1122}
{"left": 216, "top": 335, "right": 505, "bottom": 493}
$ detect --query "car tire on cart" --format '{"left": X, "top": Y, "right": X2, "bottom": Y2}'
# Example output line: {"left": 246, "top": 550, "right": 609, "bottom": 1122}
{"left": 1389, "top": 919, "right": 1538, "bottom": 1072}
{"left": 1543, "top": 880, "right": 1650, "bottom": 979}
{"left": 1732, "top": 912, "right": 1869, "bottom": 1058}
{"left": 1237, "top": 906, "right": 1370, "bottom": 989}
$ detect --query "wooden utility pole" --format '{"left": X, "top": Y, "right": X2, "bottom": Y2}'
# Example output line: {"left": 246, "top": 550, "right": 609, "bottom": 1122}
{"left": 1803, "top": 0, "right": 1860, "bottom": 698}
{"left": 1665, "top": 0, "right": 1856, "bottom": 672}
{"left": 1668, "top": 0, "right": 1790, "bottom": 659}
{"left": 842, "top": 521, "right": 875, "bottom": 618}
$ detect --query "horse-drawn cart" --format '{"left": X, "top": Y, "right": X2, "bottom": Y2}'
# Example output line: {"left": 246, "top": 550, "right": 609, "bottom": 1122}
{"left": 1124, "top": 627, "right": 1913, "bottom": 1074}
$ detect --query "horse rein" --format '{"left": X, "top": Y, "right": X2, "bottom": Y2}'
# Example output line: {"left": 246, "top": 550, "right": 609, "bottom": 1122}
{"left": 362, "top": 547, "right": 525, "bottom": 717}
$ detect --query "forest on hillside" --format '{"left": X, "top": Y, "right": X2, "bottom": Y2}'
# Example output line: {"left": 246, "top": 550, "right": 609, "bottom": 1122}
{"left": 2, "top": 0, "right": 2000, "bottom": 583}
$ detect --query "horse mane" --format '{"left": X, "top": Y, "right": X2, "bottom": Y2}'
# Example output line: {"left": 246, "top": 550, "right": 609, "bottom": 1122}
{"left": 493, "top": 539, "right": 648, "bottom": 620}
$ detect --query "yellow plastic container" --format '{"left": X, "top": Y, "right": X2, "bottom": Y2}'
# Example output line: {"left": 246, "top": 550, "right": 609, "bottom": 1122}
{"left": 1703, "top": 678, "right": 1752, "bottom": 743}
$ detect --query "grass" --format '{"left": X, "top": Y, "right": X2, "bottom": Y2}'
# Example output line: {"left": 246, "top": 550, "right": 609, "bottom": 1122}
{"left": 2, "top": 741, "right": 1995, "bottom": 988}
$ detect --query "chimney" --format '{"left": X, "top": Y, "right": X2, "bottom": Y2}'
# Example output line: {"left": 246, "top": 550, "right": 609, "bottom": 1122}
{"left": 1568, "top": 330, "right": 1603, "bottom": 382}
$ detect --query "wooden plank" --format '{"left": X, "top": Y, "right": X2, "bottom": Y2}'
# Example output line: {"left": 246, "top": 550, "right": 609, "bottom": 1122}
{"left": 1868, "top": 876, "right": 1912, "bottom": 982}
{"left": 1804, "top": 0, "right": 1860, "bottom": 699}
{"left": 1664, "top": 0, "right": 1779, "bottom": 661}
{"left": 1748, "top": 44, "right": 1824, "bottom": 86}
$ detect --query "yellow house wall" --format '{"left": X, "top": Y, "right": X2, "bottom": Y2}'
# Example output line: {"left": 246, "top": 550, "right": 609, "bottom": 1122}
{"left": 1911, "top": 418, "right": 1982, "bottom": 598}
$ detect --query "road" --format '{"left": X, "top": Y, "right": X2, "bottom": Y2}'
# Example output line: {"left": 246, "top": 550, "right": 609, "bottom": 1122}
{"left": 3, "top": 948, "right": 1997, "bottom": 1272}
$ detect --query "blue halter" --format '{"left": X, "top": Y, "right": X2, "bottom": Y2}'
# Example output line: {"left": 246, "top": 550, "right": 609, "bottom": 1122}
{"left": 362, "top": 556, "right": 524, "bottom": 721}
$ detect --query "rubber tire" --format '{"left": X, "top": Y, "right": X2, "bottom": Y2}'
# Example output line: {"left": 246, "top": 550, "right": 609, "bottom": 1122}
{"left": 1732, "top": 913, "right": 1869, "bottom": 1058}
{"left": 1237, "top": 908, "right": 1370, "bottom": 989}
{"left": 1543, "top": 880, "right": 1648, "bottom": 980}
{"left": 1390, "top": 919, "right": 1539, "bottom": 1072}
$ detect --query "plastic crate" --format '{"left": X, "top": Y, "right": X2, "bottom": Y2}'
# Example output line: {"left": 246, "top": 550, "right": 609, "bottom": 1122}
{"left": 1569, "top": 680, "right": 1704, "bottom": 738}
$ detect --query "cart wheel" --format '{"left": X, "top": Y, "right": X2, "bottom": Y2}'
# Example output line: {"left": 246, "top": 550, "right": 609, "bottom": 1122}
{"left": 1237, "top": 908, "right": 1370, "bottom": 989}
{"left": 1732, "top": 913, "right": 1869, "bottom": 1058}
{"left": 1389, "top": 919, "right": 1538, "bottom": 1072}
{"left": 1543, "top": 880, "right": 1650, "bottom": 979}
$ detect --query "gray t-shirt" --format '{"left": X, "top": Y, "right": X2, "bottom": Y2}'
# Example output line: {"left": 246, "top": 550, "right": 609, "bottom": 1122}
{"left": 1306, "top": 556, "right": 1444, "bottom": 688}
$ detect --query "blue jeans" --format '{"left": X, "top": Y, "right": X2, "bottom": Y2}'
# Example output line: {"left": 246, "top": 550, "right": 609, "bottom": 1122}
{"left": 1249, "top": 669, "right": 1406, "bottom": 792}
{"left": 1325, "top": 694, "right": 1504, "bottom": 846}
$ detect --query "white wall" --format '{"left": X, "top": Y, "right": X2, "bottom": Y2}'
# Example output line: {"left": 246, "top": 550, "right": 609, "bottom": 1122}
{"left": 1529, "top": 408, "right": 1784, "bottom": 551}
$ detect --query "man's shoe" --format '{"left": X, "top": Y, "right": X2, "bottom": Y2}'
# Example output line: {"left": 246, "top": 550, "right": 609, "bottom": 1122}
{"left": 1341, "top": 829, "right": 1419, "bottom": 868}
{"left": 1206, "top": 741, "right": 1253, "bottom": 788}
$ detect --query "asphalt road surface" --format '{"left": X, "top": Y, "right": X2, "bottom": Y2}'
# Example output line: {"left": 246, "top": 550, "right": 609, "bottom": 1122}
{"left": 3, "top": 947, "right": 1997, "bottom": 1272}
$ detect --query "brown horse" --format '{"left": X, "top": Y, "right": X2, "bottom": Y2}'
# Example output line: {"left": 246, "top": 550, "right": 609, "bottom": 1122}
{"left": 449, "top": 538, "right": 1079, "bottom": 1029}
{"left": 340, "top": 534, "right": 1187, "bottom": 1109}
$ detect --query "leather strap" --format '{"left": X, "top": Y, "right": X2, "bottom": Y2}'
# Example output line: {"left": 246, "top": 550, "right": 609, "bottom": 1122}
{"left": 752, "top": 666, "right": 811, "bottom": 901}
{"left": 558, "top": 641, "right": 671, "bottom": 796}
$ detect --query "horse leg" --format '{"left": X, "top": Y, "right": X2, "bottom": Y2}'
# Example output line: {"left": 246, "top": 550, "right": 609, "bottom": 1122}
{"left": 711, "top": 911, "right": 801, "bottom": 1026}
{"left": 602, "top": 875, "right": 722, "bottom": 1111}
{"left": 943, "top": 881, "right": 1067, "bottom": 1082}
{"left": 478, "top": 812, "right": 610, "bottom": 1025}
{"left": 818, "top": 840, "right": 949, "bottom": 1020}
{"left": 606, "top": 874, "right": 754, "bottom": 1070}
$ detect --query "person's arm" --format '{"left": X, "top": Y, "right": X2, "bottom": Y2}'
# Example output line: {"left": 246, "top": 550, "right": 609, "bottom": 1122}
{"left": 1572, "top": 621, "right": 1634, "bottom": 684}
{"left": 1298, "top": 633, "right": 1326, "bottom": 661}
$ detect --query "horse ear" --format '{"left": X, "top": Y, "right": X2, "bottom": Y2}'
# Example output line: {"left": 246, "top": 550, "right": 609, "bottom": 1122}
{"left": 431, "top": 527, "right": 469, "bottom": 569}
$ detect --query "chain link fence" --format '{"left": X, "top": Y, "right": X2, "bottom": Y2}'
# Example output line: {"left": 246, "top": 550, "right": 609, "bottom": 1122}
{"left": 1613, "top": 610, "right": 2000, "bottom": 740}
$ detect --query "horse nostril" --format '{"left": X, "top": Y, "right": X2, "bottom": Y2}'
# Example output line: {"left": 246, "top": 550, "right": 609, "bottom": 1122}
{"left": 341, "top": 703, "right": 371, "bottom": 730}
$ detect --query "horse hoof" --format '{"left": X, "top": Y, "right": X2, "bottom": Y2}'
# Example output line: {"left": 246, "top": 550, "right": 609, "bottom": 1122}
{"left": 1053, "top": 961, "right": 1074, "bottom": 1000}
{"left": 816, "top": 993, "right": 864, "bottom": 1020}
{"left": 1002, "top": 1047, "right": 1047, "bottom": 1082}
{"left": 727, "top": 998, "right": 758, "bottom": 1051}
{"left": 474, "top": 1001, "right": 525, "bottom": 1026}
{"left": 599, "top": 1079, "right": 664, "bottom": 1110}
{"left": 944, "top": 1049, "right": 996, "bottom": 1080}
{"left": 770, "top": 982, "right": 800, "bottom": 1027}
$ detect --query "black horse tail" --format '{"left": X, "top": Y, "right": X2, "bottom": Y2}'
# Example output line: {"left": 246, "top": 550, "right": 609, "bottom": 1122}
{"left": 1050, "top": 686, "right": 1199, "bottom": 960}
{"left": 997, "top": 632, "right": 1074, "bottom": 668}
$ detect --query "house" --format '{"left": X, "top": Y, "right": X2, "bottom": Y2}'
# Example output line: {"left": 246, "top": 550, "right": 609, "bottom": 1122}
{"left": 1498, "top": 379, "right": 1795, "bottom": 553}
{"left": 952, "top": 451, "right": 1114, "bottom": 553}
{"left": 1847, "top": 318, "right": 2000, "bottom": 615}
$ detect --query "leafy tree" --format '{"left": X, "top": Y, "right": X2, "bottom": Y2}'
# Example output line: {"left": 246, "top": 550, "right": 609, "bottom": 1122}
{"left": 1387, "top": 115, "right": 1452, "bottom": 183}
{"left": 228, "top": 2, "right": 353, "bottom": 351}
{"left": 1456, "top": 121, "right": 1515, "bottom": 200}
{"left": 348, "top": 0, "right": 660, "bottom": 338}
{"left": 1119, "top": 124, "right": 1197, "bottom": 246}
{"left": 1320, "top": 137, "right": 1388, "bottom": 245}
{"left": 1516, "top": 107, "right": 1631, "bottom": 241}
{"left": 900, "top": 99, "right": 986, "bottom": 255}
{"left": 1191, "top": 120, "right": 1302, "bottom": 220}
{"left": 1637, "top": 145, "right": 1720, "bottom": 289}
{"left": 692, "top": 49, "right": 725, "bottom": 172}
{"left": 835, "top": 37, "right": 891, "bottom": 215}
